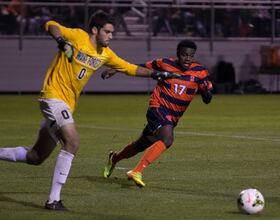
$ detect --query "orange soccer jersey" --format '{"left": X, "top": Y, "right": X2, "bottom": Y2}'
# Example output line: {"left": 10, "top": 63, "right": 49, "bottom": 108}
{"left": 145, "top": 58, "right": 211, "bottom": 125}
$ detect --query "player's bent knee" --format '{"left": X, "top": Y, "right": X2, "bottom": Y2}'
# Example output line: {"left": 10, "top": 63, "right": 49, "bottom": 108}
{"left": 163, "top": 137, "right": 173, "bottom": 149}
{"left": 68, "top": 139, "right": 80, "bottom": 150}
{"left": 63, "top": 138, "right": 80, "bottom": 154}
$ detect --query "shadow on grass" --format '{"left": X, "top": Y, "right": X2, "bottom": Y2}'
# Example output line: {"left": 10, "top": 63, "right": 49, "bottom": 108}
{"left": 72, "top": 175, "right": 135, "bottom": 189}
{"left": 0, "top": 192, "right": 43, "bottom": 210}
{"left": 77, "top": 175, "right": 234, "bottom": 197}
{"left": 225, "top": 211, "right": 244, "bottom": 215}
{"left": 0, "top": 192, "right": 139, "bottom": 219}
{"left": 75, "top": 175, "right": 280, "bottom": 208}
{"left": 74, "top": 175, "right": 238, "bottom": 199}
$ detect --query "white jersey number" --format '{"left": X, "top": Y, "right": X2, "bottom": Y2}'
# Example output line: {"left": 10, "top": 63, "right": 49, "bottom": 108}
{"left": 77, "top": 68, "right": 86, "bottom": 80}
{"left": 174, "top": 84, "right": 186, "bottom": 95}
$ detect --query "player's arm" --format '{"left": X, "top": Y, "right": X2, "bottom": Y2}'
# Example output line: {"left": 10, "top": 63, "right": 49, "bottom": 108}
{"left": 103, "top": 50, "right": 179, "bottom": 80}
{"left": 137, "top": 66, "right": 181, "bottom": 80}
{"left": 100, "top": 66, "right": 149, "bottom": 79}
{"left": 101, "top": 66, "right": 179, "bottom": 81}
{"left": 135, "top": 59, "right": 181, "bottom": 80}
{"left": 45, "top": 21, "right": 74, "bottom": 62}
{"left": 198, "top": 69, "right": 213, "bottom": 104}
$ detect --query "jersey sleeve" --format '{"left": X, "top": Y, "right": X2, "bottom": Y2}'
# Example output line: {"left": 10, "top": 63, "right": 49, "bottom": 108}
{"left": 45, "top": 20, "right": 81, "bottom": 42}
{"left": 105, "top": 49, "right": 137, "bottom": 76}
{"left": 145, "top": 59, "right": 164, "bottom": 71}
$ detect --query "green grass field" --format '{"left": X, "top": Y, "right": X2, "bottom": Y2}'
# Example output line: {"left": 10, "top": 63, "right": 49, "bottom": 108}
{"left": 0, "top": 94, "right": 279, "bottom": 220}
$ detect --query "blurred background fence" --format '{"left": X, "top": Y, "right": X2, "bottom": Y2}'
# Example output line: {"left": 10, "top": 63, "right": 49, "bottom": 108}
{"left": 1, "top": 0, "right": 280, "bottom": 93}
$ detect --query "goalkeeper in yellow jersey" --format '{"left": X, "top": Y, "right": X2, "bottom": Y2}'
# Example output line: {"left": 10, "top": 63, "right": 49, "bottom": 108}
{"left": 0, "top": 10, "right": 178, "bottom": 211}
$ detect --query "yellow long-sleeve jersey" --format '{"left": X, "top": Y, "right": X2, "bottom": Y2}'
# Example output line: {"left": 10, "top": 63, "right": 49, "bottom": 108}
{"left": 40, "top": 21, "right": 138, "bottom": 113}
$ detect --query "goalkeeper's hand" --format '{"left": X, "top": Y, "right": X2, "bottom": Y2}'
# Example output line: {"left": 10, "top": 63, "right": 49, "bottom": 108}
{"left": 151, "top": 71, "right": 180, "bottom": 81}
{"left": 56, "top": 37, "right": 74, "bottom": 62}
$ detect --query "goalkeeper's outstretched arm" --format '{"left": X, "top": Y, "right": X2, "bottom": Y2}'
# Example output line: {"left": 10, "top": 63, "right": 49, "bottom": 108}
{"left": 101, "top": 66, "right": 180, "bottom": 81}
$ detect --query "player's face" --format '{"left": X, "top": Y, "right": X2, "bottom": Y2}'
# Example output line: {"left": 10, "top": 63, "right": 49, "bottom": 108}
{"left": 178, "top": 47, "right": 196, "bottom": 68}
{"left": 96, "top": 24, "right": 114, "bottom": 47}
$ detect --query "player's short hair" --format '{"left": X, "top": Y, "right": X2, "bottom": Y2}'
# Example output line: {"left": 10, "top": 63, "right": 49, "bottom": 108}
{"left": 88, "top": 10, "right": 115, "bottom": 32}
{"left": 177, "top": 40, "right": 197, "bottom": 56}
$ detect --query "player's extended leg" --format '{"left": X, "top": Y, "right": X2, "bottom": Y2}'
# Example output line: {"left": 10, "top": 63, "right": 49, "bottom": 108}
{"left": 27, "top": 125, "right": 57, "bottom": 165}
{"left": 45, "top": 122, "right": 79, "bottom": 211}
{"left": 127, "top": 125, "right": 174, "bottom": 187}
{"left": 0, "top": 122, "right": 57, "bottom": 164}
{"left": 103, "top": 132, "right": 155, "bottom": 178}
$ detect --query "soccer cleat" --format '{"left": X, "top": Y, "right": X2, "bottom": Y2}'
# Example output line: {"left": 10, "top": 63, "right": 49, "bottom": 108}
{"left": 44, "top": 200, "right": 68, "bottom": 211}
{"left": 103, "top": 151, "right": 117, "bottom": 178}
{"left": 126, "top": 170, "right": 145, "bottom": 188}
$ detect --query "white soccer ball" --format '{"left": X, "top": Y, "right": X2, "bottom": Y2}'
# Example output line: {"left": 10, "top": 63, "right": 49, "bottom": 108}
{"left": 237, "top": 188, "right": 265, "bottom": 214}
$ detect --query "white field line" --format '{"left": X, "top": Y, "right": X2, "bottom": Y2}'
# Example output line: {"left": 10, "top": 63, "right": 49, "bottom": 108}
{"left": 0, "top": 119, "right": 279, "bottom": 143}
{"left": 175, "top": 131, "right": 280, "bottom": 142}
{"left": 115, "top": 167, "right": 130, "bottom": 170}
{"left": 77, "top": 124, "right": 280, "bottom": 143}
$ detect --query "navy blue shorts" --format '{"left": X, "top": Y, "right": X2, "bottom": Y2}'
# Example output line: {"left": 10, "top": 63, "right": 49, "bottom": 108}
{"left": 144, "top": 107, "right": 174, "bottom": 134}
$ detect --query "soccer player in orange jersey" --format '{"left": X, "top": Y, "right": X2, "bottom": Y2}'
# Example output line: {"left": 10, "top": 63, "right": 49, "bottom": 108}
{"left": 0, "top": 11, "right": 177, "bottom": 210}
{"left": 103, "top": 40, "right": 213, "bottom": 187}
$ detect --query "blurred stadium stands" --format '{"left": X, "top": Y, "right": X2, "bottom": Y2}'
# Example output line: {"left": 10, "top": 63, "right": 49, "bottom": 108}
{"left": 0, "top": 0, "right": 280, "bottom": 93}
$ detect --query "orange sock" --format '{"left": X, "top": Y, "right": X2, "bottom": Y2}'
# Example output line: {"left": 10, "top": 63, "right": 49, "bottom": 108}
{"left": 133, "top": 140, "right": 166, "bottom": 173}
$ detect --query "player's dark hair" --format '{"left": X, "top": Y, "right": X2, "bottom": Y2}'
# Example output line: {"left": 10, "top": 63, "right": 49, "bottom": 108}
{"left": 88, "top": 10, "right": 115, "bottom": 32}
{"left": 176, "top": 40, "right": 197, "bottom": 57}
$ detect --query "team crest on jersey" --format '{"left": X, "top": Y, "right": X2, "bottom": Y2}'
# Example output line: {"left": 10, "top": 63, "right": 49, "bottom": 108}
{"left": 76, "top": 51, "right": 101, "bottom": 68}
